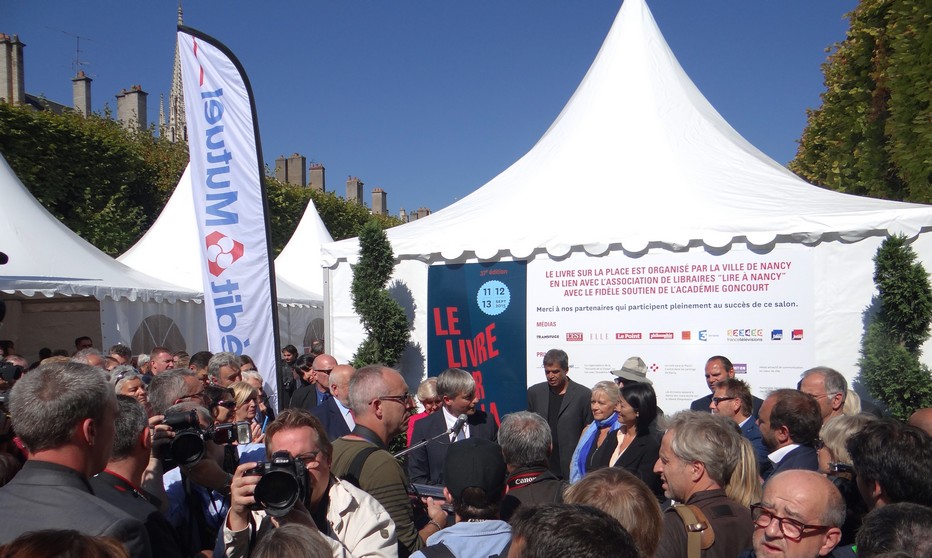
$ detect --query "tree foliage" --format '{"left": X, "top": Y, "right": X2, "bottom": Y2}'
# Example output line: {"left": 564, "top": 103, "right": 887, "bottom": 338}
{"left": 859, "top": 235, "right": 932, "bottom": 419}
{"left": 0, "top": 103, "right": 183, "bottom": 256}
{"left": 350, "top": 221, "right": 410, "bottom": 368}
{"left": 790, "top": 0, "right": 931, "bottom": 203}
{"left": 0, "top": 103, "right": 400, "bottom": 258}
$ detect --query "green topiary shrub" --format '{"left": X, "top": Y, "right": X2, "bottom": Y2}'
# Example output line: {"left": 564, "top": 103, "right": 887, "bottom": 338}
{"left": 350, "top": 221, "right": 409, "bottom": 368}
{"left": 858, "top": 235, "right": 932, "bottom": 419}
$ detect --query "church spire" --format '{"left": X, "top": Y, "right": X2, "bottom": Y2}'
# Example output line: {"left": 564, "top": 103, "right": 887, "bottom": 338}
{"left": 168, "top": 0, "right": 187, "bottom": 143}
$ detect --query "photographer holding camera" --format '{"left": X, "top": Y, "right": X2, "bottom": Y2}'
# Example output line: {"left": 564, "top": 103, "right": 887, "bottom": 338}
{"left": 226, "top": 409, "right": 397, "bottom": 558}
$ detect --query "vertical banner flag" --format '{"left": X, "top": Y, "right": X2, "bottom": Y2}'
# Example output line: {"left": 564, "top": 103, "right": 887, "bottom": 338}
{"left": 427, "top": 261, "right": 528, "bottom": 423}
{"left": 178, "top": 26, "right": 282, "bottom": 409}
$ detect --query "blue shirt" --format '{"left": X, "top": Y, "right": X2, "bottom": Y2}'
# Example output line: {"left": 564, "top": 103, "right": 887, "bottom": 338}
{"left": 411, "top": 520, "right": 511, "bottom": 558}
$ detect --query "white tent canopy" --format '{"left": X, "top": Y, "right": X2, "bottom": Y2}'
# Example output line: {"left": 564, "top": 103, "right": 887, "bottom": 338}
{"left": 0, "top": 154, "right": 199, "bottom": 302}
{"left": 119, "top": 164, "right": 327, "bottom": 305}
{"left": 320, "top": 0, "right": 932, "bottom": 409}
{"left": 322, "top": 0, "right": 931, "bottom": 266}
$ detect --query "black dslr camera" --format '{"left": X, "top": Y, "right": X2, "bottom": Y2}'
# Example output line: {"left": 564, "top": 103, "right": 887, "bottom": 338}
{"left": 245, "top": 450, "right": 308, "bottom": 517}
{"left": 162, "top": 410, "right": 252, "bottom": 466}
{"left": 0, "top": 362, "right": 23, "bottom": 384}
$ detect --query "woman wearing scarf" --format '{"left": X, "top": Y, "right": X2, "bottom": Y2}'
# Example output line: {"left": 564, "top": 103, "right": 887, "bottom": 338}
{"left": 569, "top": 381, "right": 623, "bottom": 483}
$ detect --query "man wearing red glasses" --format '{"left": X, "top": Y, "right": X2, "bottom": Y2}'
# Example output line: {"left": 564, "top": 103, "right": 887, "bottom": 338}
{"left": 743, "top": 469, "right": 844, "bottom": 558}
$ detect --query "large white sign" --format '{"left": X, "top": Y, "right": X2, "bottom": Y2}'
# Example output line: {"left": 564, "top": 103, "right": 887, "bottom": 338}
{"left": 178, "top": 28, "right": 280, "bottom": 408}
{"left": 527, "top": 245, "right": 814, "bottom": 411}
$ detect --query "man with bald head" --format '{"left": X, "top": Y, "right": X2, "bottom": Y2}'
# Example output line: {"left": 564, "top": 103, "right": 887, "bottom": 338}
{"left": 742, "top": 469, "right": 844, "bottom": 558}
{"left": 312, "top": 364, "right": 356, "bottom": 440}
{"left": 908, "top": 407, "right": 932, "bottom": 436}
{"left": 289, "top": 353, "right": 336, "bottom": 412}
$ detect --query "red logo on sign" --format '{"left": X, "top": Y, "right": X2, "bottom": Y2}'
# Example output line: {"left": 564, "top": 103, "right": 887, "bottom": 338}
{"left": 649, "top": 332, "right": 674, "bottom": 340}
{"left": 566, "top": 332, "right": 583, "bottom": 342}
{"left": 792, "top": 329, "right": 804, "bottom": 340}
{"left": 681, "top": 331, "right": 691, "bottom": 340}
{"left": 205, "top": 231, "right": 245, "bottom": 277}
{"left": 616, "top": 333, "right": 642, "bottom": 340}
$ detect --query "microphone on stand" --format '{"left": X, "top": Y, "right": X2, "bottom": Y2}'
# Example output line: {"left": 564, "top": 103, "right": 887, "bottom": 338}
{"left": 393, "top": 414, "right": 470, "bottom": 459}
{"left": 450, "top": 414, "right": 468, "bottom": 439}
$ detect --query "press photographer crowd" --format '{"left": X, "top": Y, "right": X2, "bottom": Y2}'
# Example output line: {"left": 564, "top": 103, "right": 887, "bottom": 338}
{"left": 0, "top": 341, "right": 929, "bottom": 558}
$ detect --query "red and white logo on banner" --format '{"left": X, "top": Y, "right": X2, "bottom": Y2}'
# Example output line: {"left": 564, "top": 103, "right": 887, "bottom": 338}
{"left": 205, "top": 231, "right": 245, "bottom": 276}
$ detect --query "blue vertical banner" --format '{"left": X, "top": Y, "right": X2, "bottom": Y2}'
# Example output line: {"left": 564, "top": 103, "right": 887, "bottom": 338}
{"left": 427, "top": 261, "right": 527, "bottom": 424}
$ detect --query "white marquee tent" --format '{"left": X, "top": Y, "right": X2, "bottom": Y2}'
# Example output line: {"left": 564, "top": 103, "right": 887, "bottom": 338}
{"left": 119, "top": 164, "right": 332, "bottom": 351}
{"left": 321, "top": 0, "right": 932, "bottom": 409}
{"left": 0, "top": 153, "right": 205, "bottom": 357}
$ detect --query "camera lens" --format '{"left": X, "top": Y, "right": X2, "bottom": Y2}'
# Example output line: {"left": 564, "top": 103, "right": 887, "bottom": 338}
{"left": 170, "top": 430, "right": 205, "bottom": 466}
{"left": 254, "top": 470, "right": 301, "bottom": 517}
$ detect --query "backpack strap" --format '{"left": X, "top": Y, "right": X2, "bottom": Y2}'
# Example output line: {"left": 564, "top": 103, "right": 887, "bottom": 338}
{"left": 419, "top": 542, "right": 456, "bottom": 558}
{"left": 340, "top": 445, "right": 380, "bottom": 489}
{"left": 671, "top": 503, "right": 715, "bottom": 558}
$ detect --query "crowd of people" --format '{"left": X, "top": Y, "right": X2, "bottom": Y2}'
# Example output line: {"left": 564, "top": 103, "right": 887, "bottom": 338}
{"left": 0, "top": 339, "right": 930, "bottom": 558}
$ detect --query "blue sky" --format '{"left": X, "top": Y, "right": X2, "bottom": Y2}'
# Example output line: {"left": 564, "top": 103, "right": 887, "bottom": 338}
{"left": 4, "top": 1, "right": 857, "bottom": 217}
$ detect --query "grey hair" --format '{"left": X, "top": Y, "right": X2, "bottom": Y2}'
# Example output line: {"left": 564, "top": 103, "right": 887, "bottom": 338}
{"left": 240, "top": 369, "right": 262, "bottom": 384}
{"left": 591, "top": 380, "right": 622, "bottom": 406}
{"left": 765, "top": 470, "right": 846, "bottom": 527}
{"left": 436, "top": 368, "right": 475, "bottom": 399}
{"left": 665, "top": 411, "right": 742, "bottom": 486}
{"left": 416, "top": 378, "right": 438, "bottom": 401}
{"left": 71, "top": 347, "right": 103, "bottom": 365}
{"left": 148, "top": 368, "right": 196, "bottom": 415}
{"left": 802, "top": 366, "right": 848, "bottom": 402}
{"left": 821, "top": 413, "right": 877, "bottom": 465}
{"left": 136, "top": 354, "right": 150, "bottom": 367}
{"left": 348, "top": 365, "right": 392, "bottom": 415}
{"left": 9, "top": 361, "right": 113, "bottom": 453}
{"left": 207, "top": 352, "right": 241, "bottom": 380}
{"left": 498, "top": 411, "right": 551, "bottom": 468}
{"left": 110, "top": 365, "right": 141, "bottom": 391}
{"left": 112, "top": 395, "right": 148, "bottom": 460}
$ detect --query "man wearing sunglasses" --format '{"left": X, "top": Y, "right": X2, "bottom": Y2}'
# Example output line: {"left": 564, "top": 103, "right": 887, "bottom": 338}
{"left": 711, "top": 378, "right": 770, "bottom": 477}
{"left": 742, "top": 470, "right": 844, "bottom": 558}
{"left": 289, "top": 354, "right": 337, "bottom": 413}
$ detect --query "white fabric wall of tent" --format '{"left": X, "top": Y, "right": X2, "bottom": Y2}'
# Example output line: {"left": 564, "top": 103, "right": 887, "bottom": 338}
{"left": 0, "top": 155, "right": 333, "bottom": 359}
{"left": 118, "top": 164, "right": 334, "bottom": 354}
{"left": 321, "top": 0, "right": 932, "bottom": 411}
{"left": 0, "top": 154, "right": 205, "bottom": 357}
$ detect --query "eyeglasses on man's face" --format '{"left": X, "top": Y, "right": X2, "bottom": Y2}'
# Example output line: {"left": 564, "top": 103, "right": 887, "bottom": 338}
{"left": 750, "top": 504, "right": 831, "bottom": 542}
{"left": 377, "top": 392, "right": 414, "bottom": 406}
{"left": 710, "top": 396, "right": 736, "bottom": 406}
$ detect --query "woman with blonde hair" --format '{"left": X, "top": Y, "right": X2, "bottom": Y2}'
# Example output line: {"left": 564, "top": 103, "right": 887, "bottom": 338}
{"left": 564, "top": 467, "right": 663, "bottom": 557}
{"left": 569, "top": 380, "right": 623, "bottom": 482}
{"left": 229, "top": 380, "right": 264, "bottom": 442}
{"left": 725, "top": 435, "right": 763, "bottom": 508}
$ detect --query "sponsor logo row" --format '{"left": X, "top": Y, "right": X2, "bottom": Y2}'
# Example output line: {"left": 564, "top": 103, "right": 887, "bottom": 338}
{"left": 559, "top": 329, "right": 804, "bottom": 342}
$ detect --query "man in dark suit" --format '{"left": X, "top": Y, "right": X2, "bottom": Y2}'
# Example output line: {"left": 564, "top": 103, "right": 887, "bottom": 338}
{"left": 711, "top": 378, "right": 771, "bottom": 477}
{"left": 289, "top": 353, "right": 336, "bottom": 412}
{"left": 91, "top": 395, "right": 183, "bottom": 557}
{"left": 690, "top": 355, "right": 763, "bottom": 416}
{"left": 0, "top": 361, "right": 152, "bottom": 557}
{"left": 527, "top": 349, "right": 592, "bottom": 480}
{"left": 311, "top": 364, "right": 355, "bottom": 441}
{"left": 408, "top": 367, "right": 498, "bottom": 486}
{"left": 757, "top": 388, "right": 822, "bottom": 480}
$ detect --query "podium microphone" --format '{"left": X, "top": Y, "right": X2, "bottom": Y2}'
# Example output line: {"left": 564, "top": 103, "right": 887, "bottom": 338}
{"left": 451, "top": 414, "right": 468, "bottom": 438}
{"left": 394, "top": 414, "right": 470, "bottom": 459}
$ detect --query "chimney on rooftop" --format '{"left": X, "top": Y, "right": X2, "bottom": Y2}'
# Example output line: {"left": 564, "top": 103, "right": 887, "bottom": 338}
{"left": 372, "top": 188, "right": 387, "bottom": 215}
{"left": 0, "top": 33, "right": 26, "bottom": 106}
{"left": 116, "top": 85, "right": 148, "bottom": 131}
{"left": 72, "top": 70, "right": 92, "bottom": 116}
{"left": 309, "top": 162, "right": 325, "bottom": 192}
